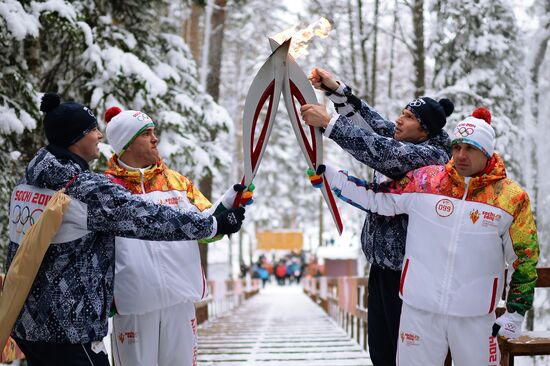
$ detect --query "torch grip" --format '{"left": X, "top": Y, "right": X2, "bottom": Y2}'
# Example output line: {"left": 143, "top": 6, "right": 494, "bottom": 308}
{"left": 232, "top": 191, "right": 244, "bottom": 208}
{"left": 232, "top": 176, "right": 246, "bottom": 208}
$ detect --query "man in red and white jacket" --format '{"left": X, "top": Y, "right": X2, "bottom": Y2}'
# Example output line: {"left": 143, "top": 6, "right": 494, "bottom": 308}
{"left": 315, "top": 108, "right": 539, "bottom": 365}
{"left": 103, "top": 107, "right": 251, "bottom": 366}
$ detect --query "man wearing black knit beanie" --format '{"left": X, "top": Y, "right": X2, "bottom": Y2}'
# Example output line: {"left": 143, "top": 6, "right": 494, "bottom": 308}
{"left": 43, "top": 98, "right": 98, "bottom": 148}
{"left": 4, "top": 93, "right": 246, "bottom": 366}
{"left": 301, "top": 68, "right": 453, "bottom": 366}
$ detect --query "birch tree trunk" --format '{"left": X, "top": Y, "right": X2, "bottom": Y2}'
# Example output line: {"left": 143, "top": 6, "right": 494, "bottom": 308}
{"left": 412, "top": 0, "right": 425, "bottom": 97}
{"left": 530, "top": 7, "right": 550, "bottom": 212}
{"left": 370, "top": 0, "right": 379, "bottom": 105}
{"left": 387, "top": 0, "right": 399, "bottom": 102}
{"left": 200, "top": 0, "right": 228, "bottom": 276}
{"left": 233, "top": 43, "right": 246, "bottom": 268}
{"left": 347, "top": 0, "right": 358, "bottom": 87}
{"left": 357, "top": 0, "right": 369, "bottom": 99}
{"left": 526, "top": 0, "right": 550, "bottom": 332}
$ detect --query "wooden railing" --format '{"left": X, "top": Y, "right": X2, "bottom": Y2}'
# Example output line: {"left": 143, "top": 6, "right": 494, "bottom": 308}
{"left": 303, "top": 276, "right": 369, "bottom": 350}
{"left": 195, "top": 278, "right": 261, "bottom": 325}
{"left": 303, "top": 268, "right": 550, "bottom": 365}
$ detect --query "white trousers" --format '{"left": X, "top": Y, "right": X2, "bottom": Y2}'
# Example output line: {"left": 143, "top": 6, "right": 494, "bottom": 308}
{"left": 112, "top": 301, "right": 198, "bottom": 366}
{"left": 397, "top": 303, "right": 500, "bottom": 366}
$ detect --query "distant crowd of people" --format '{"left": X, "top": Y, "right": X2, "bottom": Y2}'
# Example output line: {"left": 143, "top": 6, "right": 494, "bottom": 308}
{"left": 242, "top": 252, "right": 316, "bottom": 288}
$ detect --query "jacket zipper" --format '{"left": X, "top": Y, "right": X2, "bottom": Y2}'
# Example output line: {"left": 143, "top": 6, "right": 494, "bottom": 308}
{"left": 139, "top": 169, "right": 146, "bottom": 194}
{"left": 139, "top": 169, "right": 166, "bottom": 308}
{"left": 439, "top": 177, "right": 470, "bottom": 314}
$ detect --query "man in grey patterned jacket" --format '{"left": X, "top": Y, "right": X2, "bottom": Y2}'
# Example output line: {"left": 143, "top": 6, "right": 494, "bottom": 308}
{"left": 6, "top": 93, "right": 245, "bottom": 366}
{"left": 301, "top": 68, "right": 453, "bottom": 366}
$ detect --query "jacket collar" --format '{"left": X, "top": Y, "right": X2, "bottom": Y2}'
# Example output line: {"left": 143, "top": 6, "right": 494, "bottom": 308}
{"left": 446, "top": 153, "right": 506, "bottom": 190}
{"left": 46, "top": 144, "right": 89, "bottom": 171}
{"left": 105, "top": 154, "right": 165, "bottom": 183}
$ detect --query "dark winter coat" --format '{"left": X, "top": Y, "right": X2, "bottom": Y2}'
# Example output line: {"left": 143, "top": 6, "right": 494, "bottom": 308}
{"left": 326, "top": 86, "right": 451, "bottom": 270}
{"left": 6, "top": 147, "right": 214, "bottom": 344}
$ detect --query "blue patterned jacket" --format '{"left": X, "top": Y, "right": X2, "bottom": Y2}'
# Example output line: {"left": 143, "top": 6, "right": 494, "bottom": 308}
{"left": 326, "top": 86, "right": 451, "bottom": 270}
{"left": 6, "top": 147, "right": 214, "bottom": 343}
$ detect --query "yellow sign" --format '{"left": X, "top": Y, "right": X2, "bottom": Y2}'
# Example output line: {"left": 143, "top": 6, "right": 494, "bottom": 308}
{"left": 256, "top": 231, "right": 303, "bottom": 250}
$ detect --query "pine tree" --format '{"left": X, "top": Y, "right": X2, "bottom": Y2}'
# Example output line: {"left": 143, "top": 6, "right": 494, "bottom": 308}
{"left": 0, "top": 0, "right": 231, "bottom": 266}
{"left": 430, "top": 0, "right": 525, "bottom": 182}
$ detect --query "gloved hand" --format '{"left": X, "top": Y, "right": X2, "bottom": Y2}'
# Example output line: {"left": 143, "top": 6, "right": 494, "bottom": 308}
{"left": 492, "top": 311, "right": 524, "bottom": 339}
{"left": 237, "top": 183, "right": 255, "bottom": 206}
{"left": 214, "top": 207, "right": 245, "bottom": 235}
{"left": 307, "top": 165, "right": 326, "bottom": 188}
{"left": 218, "top": 183, "right": 255, "bottom": 211}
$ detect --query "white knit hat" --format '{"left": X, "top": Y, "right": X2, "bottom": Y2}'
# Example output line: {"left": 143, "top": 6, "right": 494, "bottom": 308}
{"left": 104, "top": 107, "right": 156, "bottom": 156}
{"left": 451, "top": 108, "right": 495, "bottom": 158}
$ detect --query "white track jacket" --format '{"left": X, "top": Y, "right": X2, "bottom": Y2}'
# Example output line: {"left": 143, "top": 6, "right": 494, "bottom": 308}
{"left": 324, "top": 154, "right": 538, "bottom": 317}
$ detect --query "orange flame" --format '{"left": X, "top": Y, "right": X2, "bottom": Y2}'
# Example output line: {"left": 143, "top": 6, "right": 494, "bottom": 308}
{"left": 271, "top": 17, "right": 332, "bottom": 58}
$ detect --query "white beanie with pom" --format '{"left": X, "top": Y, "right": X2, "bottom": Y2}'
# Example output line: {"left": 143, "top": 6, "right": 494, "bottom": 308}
{"left": 104, "top": 107, "right": 155, "bottom": 156}
{"left": 452, "top": 107, "right": 495, "bottom": 158}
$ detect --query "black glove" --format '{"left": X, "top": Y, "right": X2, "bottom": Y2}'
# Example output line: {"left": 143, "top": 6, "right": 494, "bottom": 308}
{"left": 214, "top": 207, "right": 245, "bottom": 235}
{"left": 233, "top": 184, "right": 246, "bottom": 192}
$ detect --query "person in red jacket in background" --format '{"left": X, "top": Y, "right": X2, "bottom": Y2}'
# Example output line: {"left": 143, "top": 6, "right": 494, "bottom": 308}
{"left": 274, "top": 261, "right": 287, "bottom": 285}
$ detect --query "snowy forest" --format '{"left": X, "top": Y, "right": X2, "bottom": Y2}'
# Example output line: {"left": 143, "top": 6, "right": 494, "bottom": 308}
{"left": 1, "top": 0, "right": 549, "bottom": 358}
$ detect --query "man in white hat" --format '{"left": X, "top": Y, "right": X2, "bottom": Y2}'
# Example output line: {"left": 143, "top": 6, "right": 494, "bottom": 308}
{"left": 313, "top": 108, "right": 539, "bottom": 365}
{"left": 103, "top": 107, "right": 252, "bottom": 366}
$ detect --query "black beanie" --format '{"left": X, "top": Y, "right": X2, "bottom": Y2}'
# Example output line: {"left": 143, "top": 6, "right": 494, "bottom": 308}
{"left": 40, "top": 92, "right": 98, "bottom": 147}
{"left": 405, "top": 97, "right": 454, "bottom": 136}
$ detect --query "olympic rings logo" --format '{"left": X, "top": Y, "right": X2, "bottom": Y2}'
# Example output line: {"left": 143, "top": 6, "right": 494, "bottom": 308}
{"left": 135, "top": 113, "right": 151, "bottom": 122}
{"left": 11, "top": 204, "right": 43, "bottom": 235}
{"left": 456, "top": 126, "right": 475, "bottom": 137}
{"left": 408, "top": 98, "right": 426, "bottom": 107}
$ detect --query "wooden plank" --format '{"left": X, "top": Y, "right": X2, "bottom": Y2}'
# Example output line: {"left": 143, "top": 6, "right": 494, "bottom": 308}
{"left": 501, "top": 332, "right": 550, "bottom": 355}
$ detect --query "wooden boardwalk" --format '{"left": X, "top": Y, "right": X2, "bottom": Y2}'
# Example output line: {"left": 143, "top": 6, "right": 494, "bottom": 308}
{"left": 197, "top": 285, "right": 372, "bottom": 366}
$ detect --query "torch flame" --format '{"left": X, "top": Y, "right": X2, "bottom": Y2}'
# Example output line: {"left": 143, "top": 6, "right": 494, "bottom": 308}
{"left": 271, "top": 17, "right": 332, "bottom": 59}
